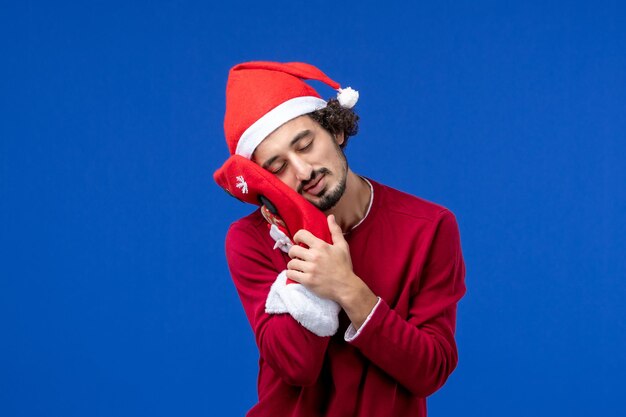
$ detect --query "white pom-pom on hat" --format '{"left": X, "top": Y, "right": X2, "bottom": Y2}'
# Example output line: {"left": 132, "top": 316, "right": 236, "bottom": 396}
{"left": 337, "top": 87, "right": 359, "bottom": 108}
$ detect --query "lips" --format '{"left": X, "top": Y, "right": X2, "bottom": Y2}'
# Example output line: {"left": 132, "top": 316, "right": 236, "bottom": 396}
{"left": 304, "top": 174, "right": 324, "bottom": 194}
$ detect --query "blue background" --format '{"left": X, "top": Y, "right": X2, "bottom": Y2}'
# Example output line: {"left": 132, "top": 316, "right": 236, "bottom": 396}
{"left": 2, "top": 1, "right": 625, "bottom": 416}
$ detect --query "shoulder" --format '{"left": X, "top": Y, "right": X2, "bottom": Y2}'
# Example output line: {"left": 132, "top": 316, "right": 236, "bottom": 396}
{"left": 366, "top": 179, "right": 463, "bottom": 259}
{"left": 227, "top": 208, "right": 265, "bottom": 234}
{"left": 224, "top": 208, "right": 283, "bottom": 270}
{"left": 225, "top": 208, "right": 269, "bottom": 247}
{"left": 369, "top": 178, "right": 455, "bottom": 225}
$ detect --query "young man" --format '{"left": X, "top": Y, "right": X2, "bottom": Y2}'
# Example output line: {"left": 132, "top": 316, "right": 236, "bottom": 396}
{"left": 217, "top": 61, "right": 466, "bottom": 417}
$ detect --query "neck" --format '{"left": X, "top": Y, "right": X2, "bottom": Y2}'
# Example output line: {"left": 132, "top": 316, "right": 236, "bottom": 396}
{"left": 325, "top": 169, "right": 371, "bottom": 233}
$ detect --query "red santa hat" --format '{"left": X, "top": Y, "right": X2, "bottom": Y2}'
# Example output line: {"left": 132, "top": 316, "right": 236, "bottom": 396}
{"left": 223, "top": 61, "right": 359, "bottom": 159}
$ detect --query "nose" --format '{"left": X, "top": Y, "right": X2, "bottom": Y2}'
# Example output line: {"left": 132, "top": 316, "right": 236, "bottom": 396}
{"left": 291, "top": 155, "right": 313, "bottom": 183}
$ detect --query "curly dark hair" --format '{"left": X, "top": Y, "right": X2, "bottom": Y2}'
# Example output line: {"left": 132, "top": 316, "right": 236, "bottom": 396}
{"left": 308, "top": 99, "right": 359, "bottom": 149}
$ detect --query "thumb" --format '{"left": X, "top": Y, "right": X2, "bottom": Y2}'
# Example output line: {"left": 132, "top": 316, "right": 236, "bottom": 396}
{"left": 327, "top": 214, "right": 345, "bottom": 245}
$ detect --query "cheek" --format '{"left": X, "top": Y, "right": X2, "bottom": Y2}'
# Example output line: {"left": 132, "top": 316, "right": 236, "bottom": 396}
{"left": 327, "top": 147, "right": 346, "bottom": 172}
{"left": 277, "top": 174, "right": 299, "bottom": 192}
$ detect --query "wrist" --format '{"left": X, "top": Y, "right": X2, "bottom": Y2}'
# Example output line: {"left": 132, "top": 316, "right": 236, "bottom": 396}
{"left": 339, "top": 274, "right": 378, "bottom": 330}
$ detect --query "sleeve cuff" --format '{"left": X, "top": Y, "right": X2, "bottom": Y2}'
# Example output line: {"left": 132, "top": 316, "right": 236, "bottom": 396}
{"left": 344, "top": 297, "right": 382, "bottom": 342}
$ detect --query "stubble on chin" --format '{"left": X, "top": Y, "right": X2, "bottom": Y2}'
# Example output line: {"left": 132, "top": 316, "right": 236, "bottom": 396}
{"left": 311, "top": 173, "right": 347, "bottom": 211}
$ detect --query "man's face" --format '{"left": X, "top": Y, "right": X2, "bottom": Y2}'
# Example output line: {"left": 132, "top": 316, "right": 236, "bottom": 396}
{"left": 251, "top": 115, "right": 348, "bottom": 211}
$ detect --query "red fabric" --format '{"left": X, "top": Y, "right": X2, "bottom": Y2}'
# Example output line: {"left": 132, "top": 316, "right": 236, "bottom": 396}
{"left": 224, "top": 179, "right": 466, "bottom": 417}
{"left": 215, "top": 154, "right": 333, "bottom": 285}
{"left": 214, "top": 154, "right": 331, "bottom": 242}
{"left": 224, "top": 61, "right": 340, "bottom": 155}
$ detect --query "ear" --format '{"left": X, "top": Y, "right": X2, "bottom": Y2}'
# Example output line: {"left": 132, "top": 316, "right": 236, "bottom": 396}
{"left": 334, "top": 131, "right": 345, "bottom": 146}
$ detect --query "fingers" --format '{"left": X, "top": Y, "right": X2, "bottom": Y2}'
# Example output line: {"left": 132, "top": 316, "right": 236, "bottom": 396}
{"left": 287, "top": 258, "right": 308, "bottom": 273}
{"left": 285, "top": 268, "right": 306, "bottom": 283}
{"left": 288, "top": 244, "right": 308, "bottom": 260}
{"left": 328, "top": 214, "right": 346, "bottom": 246}
{"left": 293, "top": 228, "right": 323, "bottom": 248}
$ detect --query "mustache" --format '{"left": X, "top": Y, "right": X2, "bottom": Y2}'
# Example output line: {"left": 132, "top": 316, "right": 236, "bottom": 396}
{"left": 298, "top": 168, "right": 331, "bottom": 194}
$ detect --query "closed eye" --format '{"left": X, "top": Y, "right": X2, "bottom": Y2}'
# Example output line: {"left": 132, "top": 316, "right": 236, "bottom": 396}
{"left": 298, "top": 140, "right": 313, "bottom": 152}
{"left": 270, "top": 162, "right": 286, "bottom": 175}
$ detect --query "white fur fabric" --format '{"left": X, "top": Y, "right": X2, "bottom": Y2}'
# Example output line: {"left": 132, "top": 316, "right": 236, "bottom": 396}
{"left": 265, "top": 270, "right": 340, "bottom": 337}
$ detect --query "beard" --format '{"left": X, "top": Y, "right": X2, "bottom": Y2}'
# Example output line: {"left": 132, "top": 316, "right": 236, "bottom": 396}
{"left": 300, "top": 145, "right": 349, "bottom": 212}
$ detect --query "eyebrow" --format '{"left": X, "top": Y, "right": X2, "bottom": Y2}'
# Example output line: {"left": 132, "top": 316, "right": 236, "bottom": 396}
{"left": 261, "top": 130, "right": 312, "bottom": 169}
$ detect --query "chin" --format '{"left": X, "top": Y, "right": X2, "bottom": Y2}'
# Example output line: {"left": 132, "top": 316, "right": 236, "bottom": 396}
{"left": 312, "top": 181, "right": 346, "bottom": 212}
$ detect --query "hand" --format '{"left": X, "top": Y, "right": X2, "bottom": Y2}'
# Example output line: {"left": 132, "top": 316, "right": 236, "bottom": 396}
{"left": 287, "top": 214, "right": 379, "bottom": 329}
{"left": 286, "top": 214, "right": 356, "bottom": 303}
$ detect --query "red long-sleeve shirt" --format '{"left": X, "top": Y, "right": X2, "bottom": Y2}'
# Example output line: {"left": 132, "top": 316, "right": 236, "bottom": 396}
{"left": 224, "top": 178, "right": 466, "bottom": 416}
